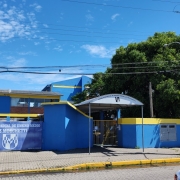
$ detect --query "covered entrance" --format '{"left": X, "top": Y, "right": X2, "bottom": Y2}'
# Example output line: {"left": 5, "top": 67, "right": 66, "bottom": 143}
{"left": 75, "top": 94, "right": 144, "bottom": 153}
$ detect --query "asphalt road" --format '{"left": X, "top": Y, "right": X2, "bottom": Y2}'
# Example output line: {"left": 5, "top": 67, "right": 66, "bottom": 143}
{"left": 0, "top": 165, "right": 179, "bottom": 180}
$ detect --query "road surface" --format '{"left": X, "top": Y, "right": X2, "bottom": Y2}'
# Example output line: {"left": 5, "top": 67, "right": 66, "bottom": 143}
{"left": 0, "top": 164, "right": 179, "bottom": 180}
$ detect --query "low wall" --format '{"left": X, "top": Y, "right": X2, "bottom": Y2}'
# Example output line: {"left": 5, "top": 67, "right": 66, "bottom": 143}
{"left": 118, "top": 118, "right": 180, "bottom": 148}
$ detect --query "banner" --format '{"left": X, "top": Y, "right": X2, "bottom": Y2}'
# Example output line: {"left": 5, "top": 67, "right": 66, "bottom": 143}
{"left": 0, "top": 121, "right": 42, "bottom": 151}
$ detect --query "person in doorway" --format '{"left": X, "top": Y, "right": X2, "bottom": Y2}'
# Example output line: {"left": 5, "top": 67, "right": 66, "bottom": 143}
{"left": 174, "top": 170, "right": 180, "bottom": 180}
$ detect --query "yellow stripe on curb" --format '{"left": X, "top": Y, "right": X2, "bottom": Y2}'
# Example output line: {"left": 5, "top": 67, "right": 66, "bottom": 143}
{"left": 1, "top": 158, "right": 180, "bottom": 175}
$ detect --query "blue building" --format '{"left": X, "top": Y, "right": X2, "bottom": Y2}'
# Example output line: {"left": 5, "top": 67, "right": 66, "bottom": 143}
{"left": 42, "top": 75, "right": 92, "bottom": 101}
{"left": 0, "top": 89, "right": 61, "bottom": 114}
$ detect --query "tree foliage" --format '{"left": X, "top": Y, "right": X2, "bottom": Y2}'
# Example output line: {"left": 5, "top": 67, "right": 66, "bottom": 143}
{"left": 72, "top": 32, "right": 180, "bottom": 118}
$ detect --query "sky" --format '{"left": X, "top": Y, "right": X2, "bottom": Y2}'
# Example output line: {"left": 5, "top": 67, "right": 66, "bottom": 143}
{"left": 0, "top": 0, "right": 180, "bottom": 91}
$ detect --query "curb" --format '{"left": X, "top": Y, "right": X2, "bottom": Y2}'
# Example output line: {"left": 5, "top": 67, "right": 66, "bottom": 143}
{"left": 0, "top": 158, "right": 180, "bottom": 175}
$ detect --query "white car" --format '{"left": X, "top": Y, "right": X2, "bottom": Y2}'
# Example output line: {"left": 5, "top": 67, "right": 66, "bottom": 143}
{"left": 174, "top": 170, "right": 180, "bottom": 180}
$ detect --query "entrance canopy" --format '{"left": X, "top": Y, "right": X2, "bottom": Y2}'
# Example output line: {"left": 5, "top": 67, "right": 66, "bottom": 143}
{"left": 75, "top": 94, "right": 144, "bottom": 154}
{"left": 75, "top": 94, "right": 143, "bottom": 113}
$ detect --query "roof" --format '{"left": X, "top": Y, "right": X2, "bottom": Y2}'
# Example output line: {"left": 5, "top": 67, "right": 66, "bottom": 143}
{"left": 41, "top": 75, "right": 93, "bottom": 91}
{"left": 0, "top": 89, "right": 62, "bottom": 99}
{"left": 75, "top": 94, "right": 143, "bottom": 113}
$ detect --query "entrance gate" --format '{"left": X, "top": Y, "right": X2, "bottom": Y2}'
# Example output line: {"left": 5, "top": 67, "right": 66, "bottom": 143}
{"left": 93, "top": 120, "right": 118, "bottom": 146}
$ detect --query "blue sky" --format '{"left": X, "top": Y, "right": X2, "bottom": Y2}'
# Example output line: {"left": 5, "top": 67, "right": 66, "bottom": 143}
{"left": 0, "top": 0, "right": 180, "bottom": 91}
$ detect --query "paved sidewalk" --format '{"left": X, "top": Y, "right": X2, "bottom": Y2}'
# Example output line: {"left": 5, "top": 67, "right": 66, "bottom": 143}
{"left": 0, "top": 146, "right": 180, "bottom": 172}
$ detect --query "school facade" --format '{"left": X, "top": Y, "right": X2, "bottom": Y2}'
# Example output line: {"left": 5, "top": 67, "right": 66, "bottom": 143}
{"left": 0, "top": 76, "right": 179, "bottom": 151}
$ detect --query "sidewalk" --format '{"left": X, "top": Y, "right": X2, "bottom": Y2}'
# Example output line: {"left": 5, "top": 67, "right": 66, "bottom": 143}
{"left": 0, "top": 146, "right": 180, "bottom": 174}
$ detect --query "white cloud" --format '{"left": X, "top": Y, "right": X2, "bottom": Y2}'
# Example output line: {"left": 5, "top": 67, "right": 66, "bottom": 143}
{"left": 0, "top": 67, "right": 91, "bottom": 91}
{"left": 81, "top": 44, "right": 115, "bottom": 58}
{"left": 128, "top": 21, "right": 133, "bottom": 26}
{"left": 0, "top": 57, "right": 27, "bottom": 71}
{"left": 111, "top": 13, "right": 119, "bottom": 21}
{"left": 86, "top": 14, "right": 94, "bottom": 22}
{"left": 0, "top": 5, "right": 38, "bottom": 42}
{"left": 43, "top": 24, "right": 48, "bottom": 28}
{"left": 27, "top": 12, "right": 37, "bottom": 28}
{"left": 3, "top": 4, "right": 7, "bottom": 8}
{"left": 34, "top": 42, "right": 40, "bottom": 45}
{"left": 18, "top": 51, "right": 37, "bottom": 56}
{"left": 54, "top": 45, "right": 63, "bottom": 52}
{"left": 7, "top": 58, "right": 27, "bottom": 67}
{"left": 0, "top": 56, "right": 94, "bottom": 90}
{"left": 30, "top": 3, "right": 42, "bottom": 12}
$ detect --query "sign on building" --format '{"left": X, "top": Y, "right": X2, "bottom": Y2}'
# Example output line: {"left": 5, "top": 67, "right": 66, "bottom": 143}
{"left": 0, "top": 121, "right": 42, "bottom": 151}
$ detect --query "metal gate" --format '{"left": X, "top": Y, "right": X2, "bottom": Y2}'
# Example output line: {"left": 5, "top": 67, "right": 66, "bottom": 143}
{"left": 93, "top": 120, "right": 118, "bottom": 146}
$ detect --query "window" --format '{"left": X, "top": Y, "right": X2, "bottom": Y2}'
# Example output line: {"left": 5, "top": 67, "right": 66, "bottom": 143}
{"left": 160, "top": 124, "right": 176, "bottom": 141}
{"left": 11, "top": 98, "right": 58, "bottom": 107}
{"left": 11, "top": 98, "right": 28, "bottom": 107}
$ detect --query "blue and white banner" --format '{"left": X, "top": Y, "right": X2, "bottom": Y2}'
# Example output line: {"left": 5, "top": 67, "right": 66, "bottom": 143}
{"left": 0, "top": 121, "right": 42, "bottom": 151}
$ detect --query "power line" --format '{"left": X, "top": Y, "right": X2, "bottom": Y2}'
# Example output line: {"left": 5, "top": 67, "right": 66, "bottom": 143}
{"left": 22, "top": 21, "right": 153, "bottom": 34}
{"left": 35, "top": 29, "right": 147, "bottom": 37}
{"left": 0, "top": 61, "right": 179, "bottom": 74}
{"left": 0, "top": 36, "right": 125, "bottom": 44}
{"left": 0, "top": 30, "right": 146, "bottom": 40}
{"left": 61, "top": 0, "right": 173, "bottom": 13}
{"left": 0, "top": 24, "right": 151, "bottom": 40}
{"left": 0, "top": 69, "right": 179, "bottom": 75}
{"left": 152, "top": 0, "right": 180, "bottom": 3}
{"left": 0, "top": 61, "right": 170, "bottom": 70}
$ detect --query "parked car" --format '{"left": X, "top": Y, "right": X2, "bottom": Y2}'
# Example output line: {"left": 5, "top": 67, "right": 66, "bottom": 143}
{"left": 174, "top": 170, "right": 180, "bottom": 180}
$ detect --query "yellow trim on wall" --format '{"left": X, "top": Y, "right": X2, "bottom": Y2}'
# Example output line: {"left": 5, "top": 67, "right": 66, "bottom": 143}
{"left": 9, "top": 94, "right": 60, "bottom": 99}
{"left": 41, "top": 101, "right": 92, "bottom": 119}
{"left": 53, "top": 85, "right": 82, "bottom": 89}
{"left": 94, "top": 120, "right": 116, "bottom": 122}
{"left": 0, "top": 114, "right": 41, "bottom": 118}
{"left": 118, "top": 118, "right": 180, "bottom": 125}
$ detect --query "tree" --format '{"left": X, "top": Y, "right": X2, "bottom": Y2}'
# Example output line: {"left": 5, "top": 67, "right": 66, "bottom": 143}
{"left": 72, "top": 32, "right": 180, "bottom": 118}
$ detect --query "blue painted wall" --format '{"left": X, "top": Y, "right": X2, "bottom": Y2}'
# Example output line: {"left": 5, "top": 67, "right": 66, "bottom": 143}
{"left": 42, "top": 105, "right": 66, "bottom": 151}
{"left": 0, "top": 96, "right": 11, "bottom": 113}
{"left": 81, "top": 76, "right": 92, "bottom": 91}
{"left": 136, "top": 125, "right": 160, "bottom": 148}
{"left": 118, "top": 124, "right": 180, "bottom": 148}
{"left": 42, "top": 103, "right": 93, "bottom": 151}
{"left": 47, "top": 76, "right": 92, "bottom": 101}
{"left": 118, "top": 125, "right": 137, "bottom": 148}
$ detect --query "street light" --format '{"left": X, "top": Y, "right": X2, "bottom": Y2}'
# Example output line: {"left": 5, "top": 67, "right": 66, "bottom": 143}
{"left": 163, "top": 42, "right": 180, "bottom": 47}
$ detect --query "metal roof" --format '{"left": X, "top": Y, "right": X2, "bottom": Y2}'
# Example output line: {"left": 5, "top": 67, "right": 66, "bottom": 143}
{"left": 75, "top": 94, "right": 143, "bottom": 113}
{"left": 0, "top": 89, "right": 62, "bottom": 97}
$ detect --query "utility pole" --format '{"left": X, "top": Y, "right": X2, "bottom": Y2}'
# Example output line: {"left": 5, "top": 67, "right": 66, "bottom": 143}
{"left": 149, "top": 82, "right": 154, "bottom": 118}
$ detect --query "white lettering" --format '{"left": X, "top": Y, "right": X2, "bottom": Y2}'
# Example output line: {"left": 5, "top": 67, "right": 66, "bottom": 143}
{"left": 2, "top": 129, "right": 27, "bottom": 133}
{"left": 17, "top": 124, "right": 29, "bottom": 128}
{"left": 30, "top": 124, "right": 40, "bottom": 127}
